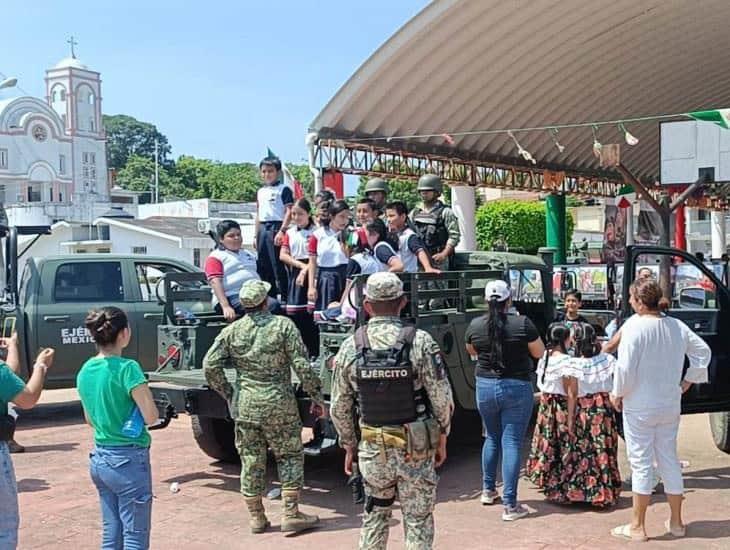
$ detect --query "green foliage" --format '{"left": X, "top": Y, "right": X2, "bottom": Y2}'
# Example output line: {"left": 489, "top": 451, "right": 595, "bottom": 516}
{"left": 286, "top": 163, "right": 314, "bottom": 198}
{"left": 103, "top": 114, "right": 171, "bottom": 171}
{"left": 475, "top": 199, "right": 574, "bottom": 254}
{"left": 114, "top": 155, "right": 181, "bottom": 203}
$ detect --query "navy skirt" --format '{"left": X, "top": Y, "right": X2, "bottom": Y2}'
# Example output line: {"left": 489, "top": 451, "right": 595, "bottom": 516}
{"left": 312, "top": 264, "right": 347, "bottom": 318}
{"left": 286, "top": 262, "right": 310, "bottom": 315}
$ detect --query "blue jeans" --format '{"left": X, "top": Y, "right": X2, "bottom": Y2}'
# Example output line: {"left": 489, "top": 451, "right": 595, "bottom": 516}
{"left": 0, "top": 442, "right": 19, "bottom": 549}
{"left": 90, "top": 445, "right": 152, "bottom": 550}
{"left": 476, "top": 377, "right": 533, "bottom": 507}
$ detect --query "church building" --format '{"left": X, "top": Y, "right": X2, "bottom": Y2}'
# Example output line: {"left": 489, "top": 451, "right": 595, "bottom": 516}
{"left": 0, "top": 43, "right": 117, "bottom": 226}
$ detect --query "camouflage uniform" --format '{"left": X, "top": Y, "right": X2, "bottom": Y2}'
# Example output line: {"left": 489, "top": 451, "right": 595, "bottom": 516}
{"left": 203, "top": 281, "right": 324, "bottom": 498}
{"left": 330, "top": 273, "right": 454, "bottom": 550}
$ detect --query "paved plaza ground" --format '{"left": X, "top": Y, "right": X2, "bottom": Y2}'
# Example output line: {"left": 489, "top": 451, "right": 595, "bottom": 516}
{"left": 11, "top": 389, "right": 730, "bottom": 549}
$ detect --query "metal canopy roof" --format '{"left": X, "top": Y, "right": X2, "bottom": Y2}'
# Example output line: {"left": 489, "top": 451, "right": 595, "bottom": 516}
{"left": 311, "top": 0, "right": 730, "bottom": 187}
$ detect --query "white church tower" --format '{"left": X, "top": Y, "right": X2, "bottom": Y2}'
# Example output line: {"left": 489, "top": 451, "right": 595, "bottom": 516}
{"left": 45, "top": 37, "right": 108, "bottom": 203}
{"left": 0, "top": 37, "right": 113, "bottom": 226}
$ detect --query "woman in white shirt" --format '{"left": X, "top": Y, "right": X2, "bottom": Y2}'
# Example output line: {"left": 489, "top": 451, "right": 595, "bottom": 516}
{"left": 610, "top": 279, "right": 711, "bottom": 542}
{"left": 526, "top": 323, "right": 581, "bottom": 503}
{"left": 569, "top": 323, "right": 622, "bottom": 507}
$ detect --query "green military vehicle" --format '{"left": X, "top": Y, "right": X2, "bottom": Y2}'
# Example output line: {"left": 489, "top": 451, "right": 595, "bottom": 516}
{"left": 147, "top": 244, "right": 730, "bottom": 463}
{"left": 0, "top": 225, "right": 202, "bottom": 388}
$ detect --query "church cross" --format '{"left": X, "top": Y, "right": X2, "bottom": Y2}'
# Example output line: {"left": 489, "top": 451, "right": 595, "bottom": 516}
{"left": 67, "top": 36, "right": 78, "bottom": 58}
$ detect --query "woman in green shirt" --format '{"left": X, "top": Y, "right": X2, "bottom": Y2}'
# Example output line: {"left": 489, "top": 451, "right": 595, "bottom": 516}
{"left": 77, "top": 307, "right": 158, "bottom": 550}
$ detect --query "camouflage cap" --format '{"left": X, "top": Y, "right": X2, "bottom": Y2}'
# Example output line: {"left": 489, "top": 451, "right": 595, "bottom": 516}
{"left": 364, "top": 272, "right": 404, "bottom": 302}
{"left": 239, "top": 279, "right": 271, "bottom": 308}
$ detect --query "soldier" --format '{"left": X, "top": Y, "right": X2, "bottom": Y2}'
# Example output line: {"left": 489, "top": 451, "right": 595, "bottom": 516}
{"left": 409, "top": 174, "right": 461, "bottom": 271}
{"left": 330, "top": 272, "right": 454, "bottom": 550}
{"left": 364, "top": 177, "right": 390, "bottom": 217}
{"left": 203, "top": 279, "right": 325, "bottom": 535}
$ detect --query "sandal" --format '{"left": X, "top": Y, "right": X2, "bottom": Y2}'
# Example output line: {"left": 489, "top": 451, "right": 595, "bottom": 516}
{"left": 611, "top": 523, "right": 648, "bottom": 542}
{"left": 665, "top": 520, "right": 686, "bottom": 537}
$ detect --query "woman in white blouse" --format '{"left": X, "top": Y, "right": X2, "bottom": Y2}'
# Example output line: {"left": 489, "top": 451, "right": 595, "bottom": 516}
{"left": 610, "top": 279, "right": 711, "bottom": 542}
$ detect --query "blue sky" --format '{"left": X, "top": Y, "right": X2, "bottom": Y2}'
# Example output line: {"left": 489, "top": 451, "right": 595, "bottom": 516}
{"left": 1, "top": 0, "right": 428, "bottom": 167}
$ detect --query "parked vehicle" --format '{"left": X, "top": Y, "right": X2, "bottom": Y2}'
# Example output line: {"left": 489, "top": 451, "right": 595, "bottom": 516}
{"left": 147, "top": 244, "right": 730, "bottom": 462}
{"left": 0, "top": 225, "right": 203, "bottom": 388}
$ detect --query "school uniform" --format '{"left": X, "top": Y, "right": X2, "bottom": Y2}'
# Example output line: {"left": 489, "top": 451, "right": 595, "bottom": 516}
{"left": 281, "top": 225, "right": 318, "bottom": 357}
{"left": 392, "top": 227, "right": 427, "bottom": 273}
{"left": 308, "top": 226, "right": 349, "bottom": 318}
{"left": 256, "top": 181, "right": 293, "bottom": 300}
{"left": 204, "top": 248, "right": 260, "bottom": 312}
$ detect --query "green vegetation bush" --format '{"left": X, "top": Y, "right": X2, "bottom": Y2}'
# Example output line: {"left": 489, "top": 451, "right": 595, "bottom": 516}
{"left": 475, "top": 199, "right": 574, "bottom": 254}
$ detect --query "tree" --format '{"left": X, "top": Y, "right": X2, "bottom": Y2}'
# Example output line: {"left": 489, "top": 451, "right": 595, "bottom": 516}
{"left": 475, "top": 199, "right": 574, "bottom": 254}
{"left": 103, "top": 114, "right": 172, "bottom": 171}
{"left": 115, "top": 155, "right": 183, "bottom": 202}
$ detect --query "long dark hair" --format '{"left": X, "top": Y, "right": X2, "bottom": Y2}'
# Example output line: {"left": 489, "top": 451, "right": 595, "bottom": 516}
{"left": 541, "top": 322, "right": 571, "bottom": 384}
{"left": 322, "top": 199, "right": 350, "bottom": 229}
{"left": 366, "top": 218, "right": 399, "bottom": 251}
{"left": 483, "top": 296, "right": 509, "bottom": 372}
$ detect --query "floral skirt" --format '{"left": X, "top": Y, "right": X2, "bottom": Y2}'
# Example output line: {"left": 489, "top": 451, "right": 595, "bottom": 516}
{"left": 526, "top": 392, "right": 622, "bottom": 507}
{"left": 526, "top": 393, "right": 574, "bottom": 502}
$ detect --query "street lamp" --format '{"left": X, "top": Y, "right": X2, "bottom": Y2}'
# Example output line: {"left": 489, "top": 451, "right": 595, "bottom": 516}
{"left": 0, "top": 77, "right": 18, "bottom": 90}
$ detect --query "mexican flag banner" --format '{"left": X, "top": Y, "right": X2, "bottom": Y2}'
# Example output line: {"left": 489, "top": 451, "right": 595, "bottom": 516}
{"left": 688, "top": 109, "right": 730, "bottom": 129}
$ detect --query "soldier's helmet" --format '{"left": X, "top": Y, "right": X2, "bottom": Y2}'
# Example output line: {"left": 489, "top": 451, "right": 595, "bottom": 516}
{"left": 364, "top": 272, "right": 404, "bottom": 302}
{"left": 239, "top": 279, "right": 271, "bottom": 308}
{"left": 364, "top": 177, "right": 390, "bottom": 194}
{"left": 417, "top": 173, "right": 443, "bottom": 194}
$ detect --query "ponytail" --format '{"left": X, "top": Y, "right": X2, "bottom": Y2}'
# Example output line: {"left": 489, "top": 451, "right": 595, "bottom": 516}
{"left": 484, "top": 296, "right": 507, "bottom": 371}
{"left": 542, "top": 322, "right": 571, "bottom": 384}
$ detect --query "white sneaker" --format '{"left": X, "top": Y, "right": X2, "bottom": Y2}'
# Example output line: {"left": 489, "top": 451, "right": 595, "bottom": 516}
{"left": 480, "top": 489, "right": 500, "bottom": 505}
{"left": 502, "top": 504, "right": 530, "bottom": 521}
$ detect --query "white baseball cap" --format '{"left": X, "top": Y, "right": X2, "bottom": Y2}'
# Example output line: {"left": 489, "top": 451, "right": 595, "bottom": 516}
{"left": 484, "top": 280, "right": 511, "bottom": 302}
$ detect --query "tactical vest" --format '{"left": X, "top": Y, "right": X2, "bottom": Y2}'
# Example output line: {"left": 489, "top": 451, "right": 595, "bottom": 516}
{"left": 355, "top": 325, "right": 427, "bottom": 427}
{"left": 412, "top": 204, "right": 449, "bottom": 254}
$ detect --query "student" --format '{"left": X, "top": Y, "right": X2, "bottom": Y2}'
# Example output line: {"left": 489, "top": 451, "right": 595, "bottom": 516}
{"left": 205, "top": 220, "right": 260, "bottom": 321}
{"left": 570, "top": 323, "right": 622, "bottom": 507}
{"left": 77, "top": 307, "right": 159, "bottom": 550}
{"left": 313, "top": 189, "right": 335, "bottom": 227}
{"left": 255, "top": 156, "right": 293, "bottom": 300}
{"left": 385, "top": 201, "right": 441, "bottom": 274}
{"left": 0, "top": 337, "right": 54, "bottom": 549}
{"left": 308, "top": 200, "right": 351, "bottom": 319}
{"left": 555, "top": 289, "right": 589, "bottom": 324}
{"left": 280, "top": 198, "right": 318, "bottom": 357}
{"left": 526, "top": 323, "right": 581, "bottom": 505}
{"left": 327, "top": 218, "right": 404, "bottom": 321}
{"left": 345, "top": 197, "right": 377, "bottom": 252}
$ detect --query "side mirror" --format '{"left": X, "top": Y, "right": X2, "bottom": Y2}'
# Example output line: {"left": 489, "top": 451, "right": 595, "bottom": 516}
{"left": 678, "top": 287, "right": 710, "bottom": 309}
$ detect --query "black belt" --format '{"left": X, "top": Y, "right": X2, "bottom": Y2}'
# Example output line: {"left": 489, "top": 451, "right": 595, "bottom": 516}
{"left": 262, "top": 221, "right": 283, "bottom": 229}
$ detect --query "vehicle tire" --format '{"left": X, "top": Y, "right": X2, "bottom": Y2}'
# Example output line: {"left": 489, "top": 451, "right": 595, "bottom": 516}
{"left": 191, "top": 415, "right": 239, "bottom": 463}
{"left": 709, "top": 411, "right": 730, "bottom": 454}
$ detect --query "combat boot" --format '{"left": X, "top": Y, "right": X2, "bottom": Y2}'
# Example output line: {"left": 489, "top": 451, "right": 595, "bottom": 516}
{"left": 281, "top": 489, "right": 320, "bottom": 534}
{"left": 244, "top": 495, "right": 270, "bottom": 534}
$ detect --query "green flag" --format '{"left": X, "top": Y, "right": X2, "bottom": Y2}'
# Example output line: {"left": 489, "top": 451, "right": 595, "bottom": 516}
{"left": 688, "top": 109, "right": 730, "bottom": 129}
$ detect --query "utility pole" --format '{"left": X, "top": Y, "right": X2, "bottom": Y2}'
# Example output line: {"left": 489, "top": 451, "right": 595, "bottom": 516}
{"left": 154, "top": 137, "right": 159, "bottom": 203}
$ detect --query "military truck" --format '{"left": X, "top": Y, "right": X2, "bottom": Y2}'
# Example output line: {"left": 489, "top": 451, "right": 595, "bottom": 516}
{"left": 0, "top": 225, "right": 202, "bottom": 388}
{"left": 148, "top": 245, "right": 730, "bottom": 462}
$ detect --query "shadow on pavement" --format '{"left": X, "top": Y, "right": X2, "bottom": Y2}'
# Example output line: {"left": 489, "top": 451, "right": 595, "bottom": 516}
{"left": 17, "top": 478, "right": 50, "bottom": 493}
{"left": 682, "top": 467, "right": 730, "bottom": 490}
{"left": 23, "top": 442, "right": 80, "bottom": 453}
{"left": 650, "top": 519, "right": 730, "bottom": 541}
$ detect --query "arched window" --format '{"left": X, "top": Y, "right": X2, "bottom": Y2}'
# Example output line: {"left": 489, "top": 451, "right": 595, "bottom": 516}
{"left": 60, "top": 89, "right": 66, "bottom": 101}
{"left": 88, "top": 93, "right": 95, "bottom": 105}
{"left": 52, "top": 90, "right": 58, "bottom": 102}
